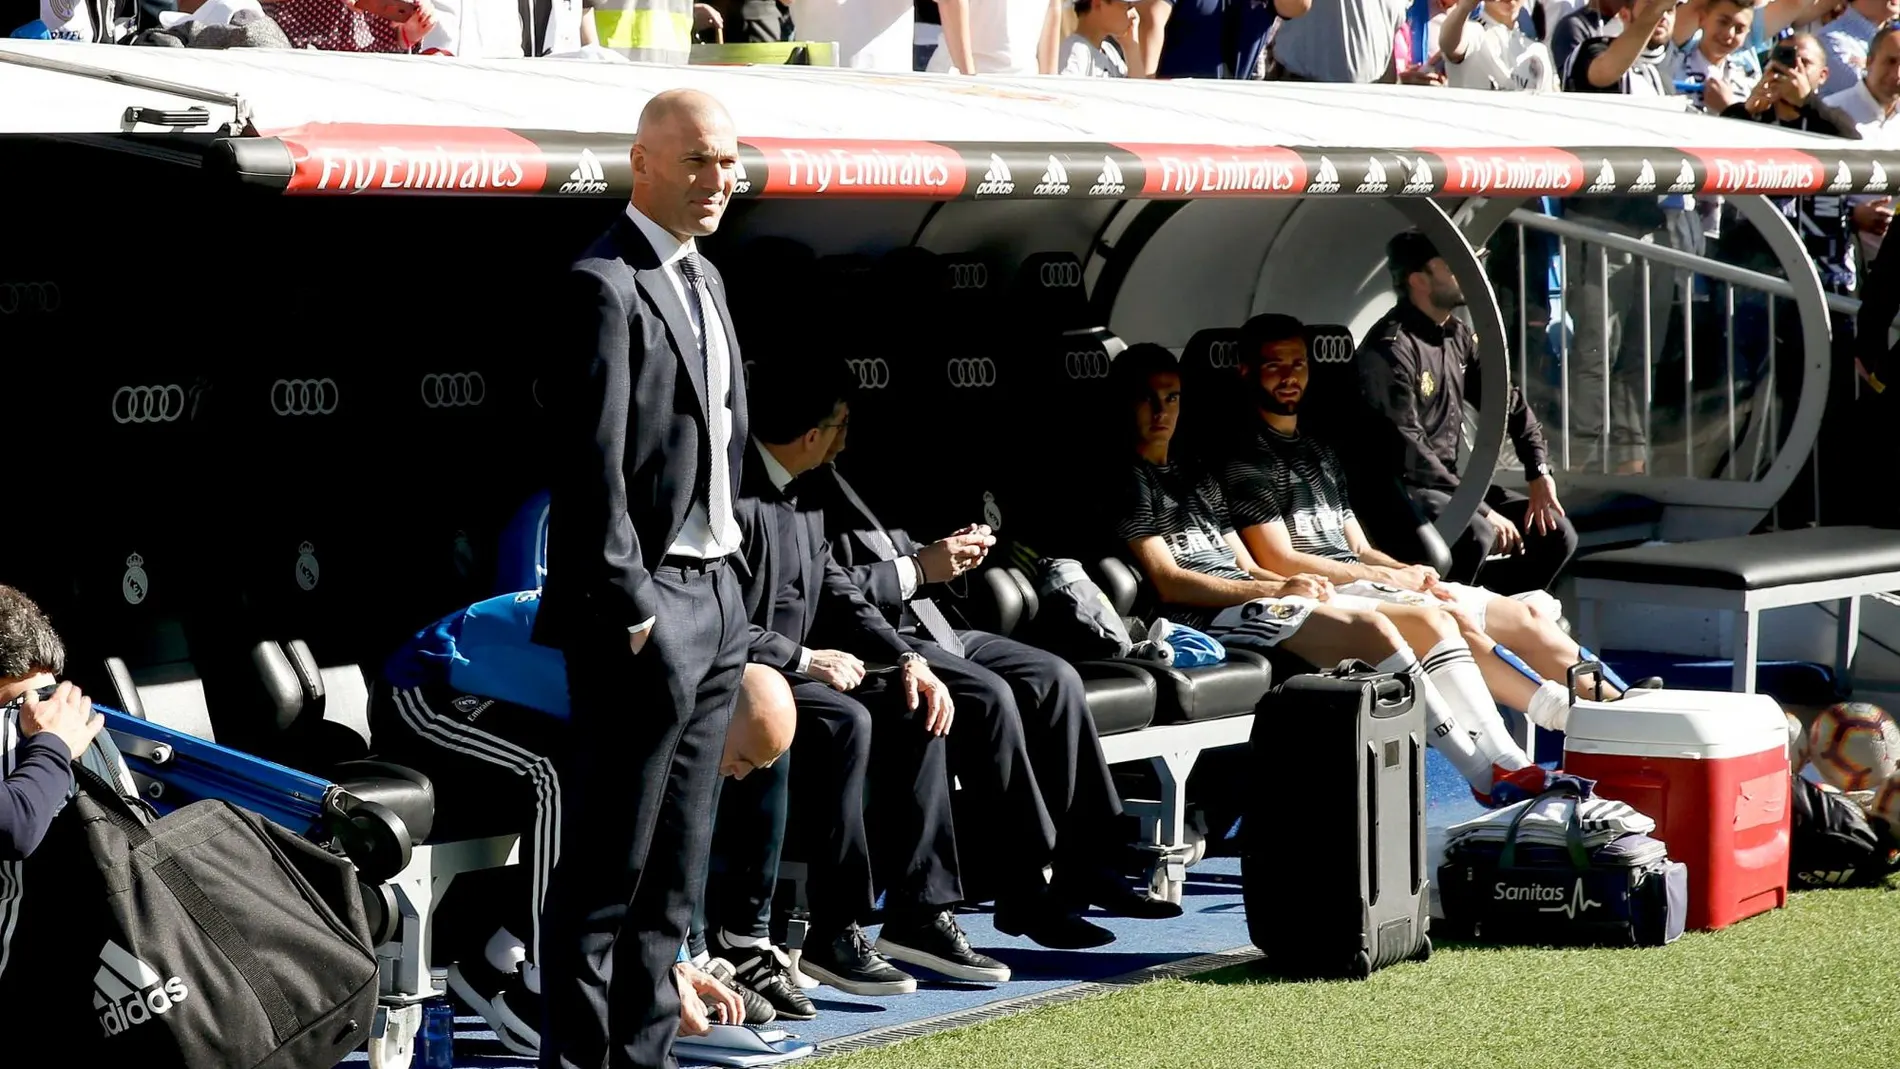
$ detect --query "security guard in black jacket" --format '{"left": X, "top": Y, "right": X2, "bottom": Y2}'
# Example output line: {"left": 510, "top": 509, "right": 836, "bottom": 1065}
{"left": 1355, "top": 230, "right": 1578, "bottom": 595}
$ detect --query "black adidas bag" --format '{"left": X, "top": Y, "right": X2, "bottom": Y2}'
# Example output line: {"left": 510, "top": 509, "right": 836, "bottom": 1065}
{"left": 1789, "top": 775, "right": 1900, "bottom": 889}
{"left": 1, "top": 763, "right": 377, "bottom": 1067}
{"left": 1022, "top": 557, "right": 1135, "bottom": 660}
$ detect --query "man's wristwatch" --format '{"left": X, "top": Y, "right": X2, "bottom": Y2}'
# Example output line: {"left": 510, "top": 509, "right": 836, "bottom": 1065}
{"left": 1531, "top": 462, "right": 1553, "bottom": 480}
{"left": 897, "top": 652, "right": 928, "bottom": 670}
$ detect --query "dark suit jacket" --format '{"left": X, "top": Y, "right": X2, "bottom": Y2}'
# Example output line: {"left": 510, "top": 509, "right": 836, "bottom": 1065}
{"left": 534, "top": 213, "right": 748, "bottom": 648}
{"left": 801, "top": 464, "right": 933, "bottom": 636}
{"left": 734, "top": 445, "right": 912, "bottom": 670}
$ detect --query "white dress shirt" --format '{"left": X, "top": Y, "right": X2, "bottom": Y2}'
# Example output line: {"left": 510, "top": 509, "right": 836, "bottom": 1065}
{"left": 622, "top": 204, "right": 743, "bottom": 637}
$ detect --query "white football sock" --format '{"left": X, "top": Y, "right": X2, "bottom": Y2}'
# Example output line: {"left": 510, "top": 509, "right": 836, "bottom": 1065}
{"left": 1525, "top": 680, "right": 1573, "bottom": 734}
{"left": 718, "top": 929, "right": 771, "bottom": 952}
{"left": 1420, "top": 639, "right": 1532, "bottom": 774}
{"left": 485, "top": 928, "right": 526, "bottom": 975}
{"left": 1374, "top": 649, "right": 1495, "bottom": 789}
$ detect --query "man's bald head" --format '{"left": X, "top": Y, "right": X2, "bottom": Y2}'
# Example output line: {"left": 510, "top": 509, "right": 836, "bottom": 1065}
{"left": 721, "top": 664, "right": 796, "bottom": 780}
{"left": 636, "top": 89, "right": 733, "bottom": 146}
{"left": 631, "top": 88, "right": 739, "bottom": 240}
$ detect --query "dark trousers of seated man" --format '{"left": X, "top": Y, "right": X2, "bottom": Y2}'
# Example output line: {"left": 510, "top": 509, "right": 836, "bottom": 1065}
{"left": 1410, "top": 485, "right": 1579, "bottom": 596}
{"left": 906, "top": 630, "right": 1121, "bottom": 903}
{"left": 787, "top": 673, "right": 962, "bottom": 942}
{"left": 691, "top": 756, "right": 790, "bottom": 961}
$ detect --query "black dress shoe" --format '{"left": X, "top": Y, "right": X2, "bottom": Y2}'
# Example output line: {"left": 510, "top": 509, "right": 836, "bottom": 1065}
{"left": 1056, "top": 867, "right": 1184, "bottom": 920}
{"left": 994, "top": 890, "right": 1116, "bottom": 950}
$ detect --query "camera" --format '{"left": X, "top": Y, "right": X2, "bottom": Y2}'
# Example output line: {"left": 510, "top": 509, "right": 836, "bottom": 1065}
{"left": 1770, "top": 42, "right": 1799, "bottom": 68}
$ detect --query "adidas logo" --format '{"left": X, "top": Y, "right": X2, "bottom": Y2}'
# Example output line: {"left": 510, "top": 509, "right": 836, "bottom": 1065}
{"left": 1586, "top": 159, "right": 1616, "bottom": 194}
{"left": 1088, "top": 155, "right": 1126, "bottom": 196}
{"left": 1401, "top": 156, "right": 1433, "bottom": 195}
{"left": 1629, "top": 159, "right": 1657, "bottom": 194}
{"left": 975, "top": 153, "right": 1015, "bottom": 196}
{"left": 1667, "top": 160, "right": 1696, "bottom": 194}
{"left": 1033, "top": 154, "right": 1071, "bottom": 196}
{"left": 1310, "top": 156, "right": 1341, "bottom": 194}
{"left": 1357, "top": 157, "right": 1389, "bottom": 194}
{"left": 732, "top": 157, "right": 751, "bottom": 195}
{"left": 559, "top": 148, "right": 609, "bottom": 195}
{"left": 1828, "top": 160, "right": 1854, "bottom": 193}
{"left": 1871, "top": 160, "right": 1889, "bottom": 192}
{"left": 94, "top": 940, "right": 189, "bottom": 1038}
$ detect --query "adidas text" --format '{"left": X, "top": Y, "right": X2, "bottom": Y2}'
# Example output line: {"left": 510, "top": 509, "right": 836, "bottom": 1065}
{"left": 95, "top": 941, "right": 190, "bottom": 1038}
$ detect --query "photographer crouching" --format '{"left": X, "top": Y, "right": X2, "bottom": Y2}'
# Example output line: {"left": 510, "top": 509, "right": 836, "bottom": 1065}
{"left": 1, "top": 584, "right": 110, "bottom": 862}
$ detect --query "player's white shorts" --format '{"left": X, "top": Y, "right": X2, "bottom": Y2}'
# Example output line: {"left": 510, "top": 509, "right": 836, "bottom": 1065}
{"left": 1330, "top": 581, "right": 1563, "bottom": 633}
{"left": 1206, "top": 597, "right": 1319, "bottom": 650}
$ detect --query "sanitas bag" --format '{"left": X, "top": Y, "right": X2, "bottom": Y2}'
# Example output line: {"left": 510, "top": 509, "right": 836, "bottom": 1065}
{"left": 0, "top": 762, "right": 377, "bottom": 1067}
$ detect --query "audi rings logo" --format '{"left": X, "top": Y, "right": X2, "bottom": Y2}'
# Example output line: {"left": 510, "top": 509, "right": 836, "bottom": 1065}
{"left": 847, "top": 358, "right": 891, "bottom": 390}
{"left": 420, "top": 372, "right": 487, "bottom": 409}
{"left": 271, "top": 378, "right": 339, "bottom": 417}
{"left": 0, "top": 282, "right": 60, "bottom": 316}
{"left": 1310, "top": 334, "right": 1354, "bottom": 365}
{"left": 1038, "top": 262, "right": 1082, "bottom": 289}
{"left": 1065, "top": 350, "right": 1111, "bottom": 380}
{"left": 945, "top": 358, "right": 997, "bottom": 388}
{"left": 112, "top": 385, "right": 186, "bottom": 425}
{"left": 1205, "top": 340, "right": 1239, "bottom": 369}
{"left": 947, "top": 263, "right": 989, "bottom": 291}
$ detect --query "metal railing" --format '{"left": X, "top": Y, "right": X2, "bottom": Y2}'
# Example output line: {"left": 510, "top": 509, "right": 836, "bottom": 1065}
{"left": 1501, "top": 206, "right": 1849, "bottom": 490}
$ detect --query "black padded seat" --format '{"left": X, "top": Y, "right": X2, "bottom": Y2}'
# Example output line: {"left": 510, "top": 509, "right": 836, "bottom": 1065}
{"left": 962, "top": 567, "right": 1159, "bottom": 736}
{"left": 1133, "top": 649, "right": 1273, "bottom": 723}
{"left": 1570, "top": 526, "right": 1900, "bottom": 591}
{"left": 1016, "top": 559, "right": 1272, "bottom": 724}
{"left": 333, "top": 760, "right": 437, "bottom": 844}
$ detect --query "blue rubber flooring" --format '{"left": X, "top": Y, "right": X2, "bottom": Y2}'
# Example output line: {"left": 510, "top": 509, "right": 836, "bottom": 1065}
{"left": 347, "top": 748, "right": 1490, "bottom": 1066}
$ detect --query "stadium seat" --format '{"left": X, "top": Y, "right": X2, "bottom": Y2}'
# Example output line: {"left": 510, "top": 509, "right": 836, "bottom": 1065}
{"left": 1297, "top": 321, "right": 1455, "bottom": 578}
{"left": 1087, "top": 558, "right": 1275, "bottom": 722}
{"left": 963, "top": 566, "right": 1159, "bottom": 736}
{"left": 1011, "top": 252, "right": 1092, "bottom": 334}
{"left": 1174, "top": 327, "right": 1246, "bottom": 463}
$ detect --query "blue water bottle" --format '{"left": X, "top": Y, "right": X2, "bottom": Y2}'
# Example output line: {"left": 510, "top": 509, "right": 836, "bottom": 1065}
{"left": 419, "top": 969, "right": 456, "bottom": 1069}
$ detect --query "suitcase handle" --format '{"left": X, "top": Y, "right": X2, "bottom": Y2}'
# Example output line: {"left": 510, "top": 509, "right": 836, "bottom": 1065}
{"left": 1328, "top": 660, "right": 1413, "bottom": 709}
{"left": 1567, "top": 661, "right": 1608, "bottom": 704}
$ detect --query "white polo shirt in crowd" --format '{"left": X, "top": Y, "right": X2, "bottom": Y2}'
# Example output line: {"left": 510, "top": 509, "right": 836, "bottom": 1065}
{"left": 1444, "top": 10, "right": 1556, "bottom": 91}
{"left": 927, "top": 0, "right": 1048, "bottom": 73}
{"left": 1824, "top": 78, "right": 1900, "bottom": 266}
{"left": 1058, "top": 31, "right": 1128, "bottom": 75}
{"left": 791, "top": 0, "right": 916, "bottom": 69}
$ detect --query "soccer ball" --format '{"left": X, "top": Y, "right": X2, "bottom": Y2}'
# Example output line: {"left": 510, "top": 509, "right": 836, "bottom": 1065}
{"left": 1785, "top": 710, "right": 1809, "bottom": 771}
{"left": 1807, "top": 702, "right": 1900, "bottom": 792}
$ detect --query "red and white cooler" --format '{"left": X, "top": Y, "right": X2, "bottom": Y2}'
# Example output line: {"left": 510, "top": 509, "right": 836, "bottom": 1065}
{"left": 1562, "top": 690, "right": 1791, "bottom": 932}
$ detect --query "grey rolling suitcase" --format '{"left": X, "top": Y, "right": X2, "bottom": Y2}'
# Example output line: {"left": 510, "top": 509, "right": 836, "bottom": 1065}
{"left": 1242, "top": 661, "right": 1433, "bottom": 978}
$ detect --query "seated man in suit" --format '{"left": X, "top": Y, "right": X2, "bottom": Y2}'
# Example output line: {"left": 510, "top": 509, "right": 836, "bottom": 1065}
{"left": 804, "top": 397, "right": 1183, "bottom": 934}
{"left": 730, "top": 360, "right": 1017, "bottom": 997}
{"left": 1215, "top": 313, "right": 1662, "bottom": 727}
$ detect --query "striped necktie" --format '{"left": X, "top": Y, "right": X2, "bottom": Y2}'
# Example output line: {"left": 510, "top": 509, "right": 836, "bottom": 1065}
{"left": 678, "top": 252, "right": 734, "bottom": 550}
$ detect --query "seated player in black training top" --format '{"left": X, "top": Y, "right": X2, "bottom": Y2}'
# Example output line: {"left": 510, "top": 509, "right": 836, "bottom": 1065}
{"left": 1214, "top": 313, "right": 1664, "bottom": 733}
{"left": 1103, "top": 343, "right": 1566, "bottom": 806}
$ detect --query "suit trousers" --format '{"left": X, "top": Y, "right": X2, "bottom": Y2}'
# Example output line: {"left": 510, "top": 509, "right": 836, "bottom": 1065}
{"left": 913, "top": 630, "right": 1120, "bottom": 900}
{"left": 538, "top": 561, "right": 747, "bottom": 1069}
{"left": 691, "top": 752, "right": 790, "bottom": 953}
{"left": 1412, "top": 486, "right": 1579, "bottom": 596}
{"left": 787, "top": 676, "right": 962, "bottom": 933}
